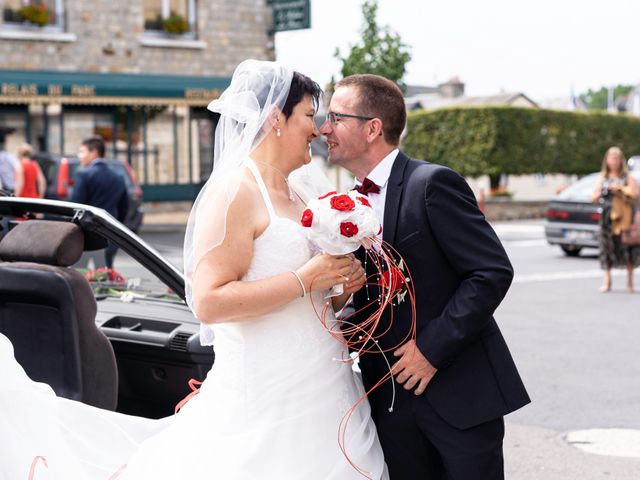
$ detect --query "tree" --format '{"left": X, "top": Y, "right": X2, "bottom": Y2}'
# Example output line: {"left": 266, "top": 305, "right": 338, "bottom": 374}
{"left": 579, "top": 85, "right": 634, "bottom": 111}
{"left": 334, "top": 0, "right": 411, "bottom": 89}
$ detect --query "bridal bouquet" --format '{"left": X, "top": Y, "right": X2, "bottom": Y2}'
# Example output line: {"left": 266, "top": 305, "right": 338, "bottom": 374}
{"left": 300, "top": 190, "right": 380, "bottom": 296}
{"left": 300, "top": 191, "right": 381, "bottom": 255}
{"left": 301, "top": 190, "right": 416, "bottom": 475}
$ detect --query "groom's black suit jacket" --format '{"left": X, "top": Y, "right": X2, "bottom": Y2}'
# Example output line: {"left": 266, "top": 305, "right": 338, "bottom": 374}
{"left": 353, "top": 151, "right": 530, "bottom": 430}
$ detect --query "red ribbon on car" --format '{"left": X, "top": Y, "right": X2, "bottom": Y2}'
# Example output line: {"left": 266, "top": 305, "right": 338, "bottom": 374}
{"left": 174, "top": 378, "right": 203, "bottom": 414}
{"left": 28, "top": 456, "right": 47, "bottom": 480}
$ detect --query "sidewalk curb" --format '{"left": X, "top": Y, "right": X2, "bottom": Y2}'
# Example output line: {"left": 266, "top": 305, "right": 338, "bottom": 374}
{"left": 139, "top": 223, "right": 187, "bottom": 234}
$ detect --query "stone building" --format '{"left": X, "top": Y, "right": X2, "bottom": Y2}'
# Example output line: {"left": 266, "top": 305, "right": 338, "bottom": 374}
{"left": 0, "top": 0, "right": 275, "bottom": 200}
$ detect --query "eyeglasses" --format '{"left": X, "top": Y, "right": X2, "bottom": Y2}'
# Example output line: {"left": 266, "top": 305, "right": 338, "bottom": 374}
{"left": 326, "top": 111, "right": 374, "bottom": 125}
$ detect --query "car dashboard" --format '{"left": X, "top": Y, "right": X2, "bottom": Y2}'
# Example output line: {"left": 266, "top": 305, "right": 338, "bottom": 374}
{"left": 96, "top": 297, "right": 214, "bottom": 418}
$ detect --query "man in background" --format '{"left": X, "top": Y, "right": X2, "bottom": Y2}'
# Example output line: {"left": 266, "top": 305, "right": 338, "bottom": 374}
{"left": 72, "top": 135, "right": 128, "bottom": 269}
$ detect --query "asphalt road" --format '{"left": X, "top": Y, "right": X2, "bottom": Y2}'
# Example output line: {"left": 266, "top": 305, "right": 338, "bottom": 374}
{"left": 132, "top": 221, "right": 640, "bottom": 479}
{"left": 494, "top": 221, "right": 640, "bottom": 479}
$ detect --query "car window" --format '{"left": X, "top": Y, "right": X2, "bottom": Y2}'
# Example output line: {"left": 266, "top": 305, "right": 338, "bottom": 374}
{"left": 69, "top": 163, "right": 81, "bottom": 180}
{"left": 41, "top": 163, "right": 57, "bottom": 184}
{"left": 33, "top": 155, "right": 57, "bottom": 184}
{"left": 557, "top": 173, "right": 600, "bottom": 201}
{"left": 558, "top": 171, "right": 640, "bottom": 201}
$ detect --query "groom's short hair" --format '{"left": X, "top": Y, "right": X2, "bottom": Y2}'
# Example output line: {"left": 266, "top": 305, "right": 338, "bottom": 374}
{"left": 335, "top": 75, "right": 406, "bottom": 145}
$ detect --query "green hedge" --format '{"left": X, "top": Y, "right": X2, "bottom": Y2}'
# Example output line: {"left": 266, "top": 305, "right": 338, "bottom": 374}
{"left": 403, "top": 107, "right": 640, "bottom": 177}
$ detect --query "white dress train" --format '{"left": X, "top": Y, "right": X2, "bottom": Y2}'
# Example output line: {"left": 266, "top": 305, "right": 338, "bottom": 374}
{"left": 0, "top": 165, "right": 387, "bottom": 480}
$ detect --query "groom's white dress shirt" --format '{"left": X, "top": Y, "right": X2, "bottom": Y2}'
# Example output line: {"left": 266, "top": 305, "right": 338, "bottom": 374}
{"left": 354, "top": 148, "right": 399, "bottom": 238}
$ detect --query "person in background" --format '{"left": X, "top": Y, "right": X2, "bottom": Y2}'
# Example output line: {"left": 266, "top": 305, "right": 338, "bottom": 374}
{"left": 14, "top": 143, "right": 46, "bottom": 198}
{"left": 72, "top": 135, "right": 129, "bottom": 269}
{"left": 0, "top": 127, "right": 20, "bottom": 194}
{"left": 592, "top": 146, "right": 639, "bottom": 293}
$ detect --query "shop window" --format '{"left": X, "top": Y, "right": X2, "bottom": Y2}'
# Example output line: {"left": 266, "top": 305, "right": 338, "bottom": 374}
{"left": 144, "top": 0, "right": 196, "bottom": 37}
{"left": 2, "top": 0, "right": 64, "bottom": 30}
{"left": 58, "top": 106, "right": 209, "bottom": 196}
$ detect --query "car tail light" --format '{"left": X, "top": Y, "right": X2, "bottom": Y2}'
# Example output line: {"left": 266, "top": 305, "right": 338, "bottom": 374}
{"left": 591, "top": 212, "right": 601, "bottom": 221}
{"left": 546, "top": 209, "right": 569, "bottom": 220}
{"left": 56, "top": 158, "right": 70, "bottom": 198}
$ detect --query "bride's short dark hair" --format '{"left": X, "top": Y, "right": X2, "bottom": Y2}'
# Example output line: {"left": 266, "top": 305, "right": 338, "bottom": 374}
{"left": 282, "top": 72, "right": 322, "bottom": 119}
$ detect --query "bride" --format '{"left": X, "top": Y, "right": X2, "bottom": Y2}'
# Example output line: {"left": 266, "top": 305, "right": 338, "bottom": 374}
{"left": 0, "top": 60, "right": 388, "bottom": 480}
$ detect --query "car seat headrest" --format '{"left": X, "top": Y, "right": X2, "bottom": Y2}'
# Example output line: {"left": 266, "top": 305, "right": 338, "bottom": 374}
{"left": 0, "top": 220, "right": 84, "bottom": 267}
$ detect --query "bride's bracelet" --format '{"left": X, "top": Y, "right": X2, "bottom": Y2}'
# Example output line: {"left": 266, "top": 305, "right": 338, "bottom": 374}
{"left": 290, "top": 270, "right": 307, "bottom": 297}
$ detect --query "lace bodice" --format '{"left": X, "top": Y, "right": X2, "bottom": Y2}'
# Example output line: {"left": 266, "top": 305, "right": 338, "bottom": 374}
{"left": 243, "top": 160, "right": 316, "bottom": 280}
{"left": 243, "top": 216, "right": 312, "bottom": 282}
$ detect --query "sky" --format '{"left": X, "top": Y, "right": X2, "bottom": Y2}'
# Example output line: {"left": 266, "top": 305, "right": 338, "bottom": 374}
{"left": 274, "top": 0, "right": 640, "bottom": 103}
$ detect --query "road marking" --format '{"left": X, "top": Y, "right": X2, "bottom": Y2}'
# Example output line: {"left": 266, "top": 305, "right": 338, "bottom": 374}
{"left": 493, "top": 224, "right": 545, "bottom": 234}
{"left": 502, "top": 239, "right": 548, "bottom": 247}
{"left": 514, "top": 269, "right": 629, "bottom": 283}
{"left": 566, "top": 429, "right": 640, "bottom": 458}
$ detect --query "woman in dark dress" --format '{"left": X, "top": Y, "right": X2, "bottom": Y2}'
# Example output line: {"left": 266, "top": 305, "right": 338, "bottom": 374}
{"left": 592, "top": 146, "right": 639, "bottom": 293}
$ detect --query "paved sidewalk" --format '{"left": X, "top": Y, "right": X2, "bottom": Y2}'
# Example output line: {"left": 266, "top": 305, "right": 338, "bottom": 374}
{"left": 505, "top": 423, "right": 640, "bottom": 479}
{"left": 140, "top": 209, "right": 189, "bottom": 233}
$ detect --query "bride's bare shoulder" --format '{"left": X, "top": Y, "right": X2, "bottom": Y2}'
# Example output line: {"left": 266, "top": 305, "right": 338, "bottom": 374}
{"left": 226, "top": 170, "right": 269, "bottom": 229}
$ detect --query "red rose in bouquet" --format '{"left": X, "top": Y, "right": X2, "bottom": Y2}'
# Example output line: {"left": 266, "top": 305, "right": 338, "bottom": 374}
{"left": 330, "top": 194, "right": 355, "bottom": 212}
{"left": 340, "top": 221, "right": 359, "bottom": 238}
{"left": 301, "top": 209, "right": 314, "bottom": 227}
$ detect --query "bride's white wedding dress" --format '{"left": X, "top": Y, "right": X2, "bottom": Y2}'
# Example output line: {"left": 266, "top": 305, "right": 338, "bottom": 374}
{"left": 0, "top": 164, "right": 387, "bottom": 480}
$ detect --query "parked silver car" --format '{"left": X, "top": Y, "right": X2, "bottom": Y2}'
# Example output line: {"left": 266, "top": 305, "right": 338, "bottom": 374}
{"left": 545, "top": 170, "right": 640, "bottom": 256}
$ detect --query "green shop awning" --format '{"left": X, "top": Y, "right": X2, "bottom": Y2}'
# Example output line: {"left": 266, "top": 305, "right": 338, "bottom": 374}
{"left": 0, "top": 69, "right": 231, "bottom": 106}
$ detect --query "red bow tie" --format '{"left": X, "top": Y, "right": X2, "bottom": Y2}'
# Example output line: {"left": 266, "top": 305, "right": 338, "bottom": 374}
{"left": 354, "top": 177, "right": 380, "bottom": 195}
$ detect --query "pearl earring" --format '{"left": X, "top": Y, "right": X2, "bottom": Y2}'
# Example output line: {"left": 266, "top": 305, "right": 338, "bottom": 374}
{"left": 276, "top": 128, "right": 281, "bottom": 137}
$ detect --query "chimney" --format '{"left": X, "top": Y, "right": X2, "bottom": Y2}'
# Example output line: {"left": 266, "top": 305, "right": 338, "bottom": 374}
{"left": 438, "top": 77, "right": 465, "bottom": 98}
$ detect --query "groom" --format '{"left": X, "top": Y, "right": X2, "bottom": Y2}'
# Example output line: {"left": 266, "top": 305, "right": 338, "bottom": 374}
{"left": 321, "top": 74, "right": 530, "bottom": 480}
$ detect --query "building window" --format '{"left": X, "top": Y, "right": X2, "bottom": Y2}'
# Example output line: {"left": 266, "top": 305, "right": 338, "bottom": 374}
{"left": 2, "top": 0, "right": 64, "bottom": 29}
{"left": 144, "top": 0, "right": 196, "bottom": 37}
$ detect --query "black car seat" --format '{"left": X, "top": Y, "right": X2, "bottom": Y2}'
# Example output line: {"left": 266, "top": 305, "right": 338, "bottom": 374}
{"left": 0, "top": 220, "right": 118, "bottom": 410}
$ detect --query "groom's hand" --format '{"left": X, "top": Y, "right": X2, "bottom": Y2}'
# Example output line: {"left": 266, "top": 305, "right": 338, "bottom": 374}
{"left": 392, "top": 340, "right": 437, "bottom": 395}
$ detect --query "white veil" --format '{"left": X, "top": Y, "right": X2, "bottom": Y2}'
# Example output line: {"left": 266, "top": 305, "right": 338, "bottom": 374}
{"left": 183, "top": 59, "right": 332, "bottom": 345}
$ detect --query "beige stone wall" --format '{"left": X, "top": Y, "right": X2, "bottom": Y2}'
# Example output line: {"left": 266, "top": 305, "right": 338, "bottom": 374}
{"left": 0, "top": 0, "right": 275, "bottom": 76}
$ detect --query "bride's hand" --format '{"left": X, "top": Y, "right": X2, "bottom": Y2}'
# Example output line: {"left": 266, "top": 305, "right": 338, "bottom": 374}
{"left": 296, "top": 254, "right": 354, "bottom": 293}
{"left": 342, "top": 256, "right": 366, "bottom": 295}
